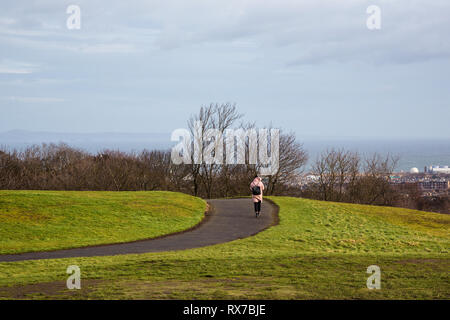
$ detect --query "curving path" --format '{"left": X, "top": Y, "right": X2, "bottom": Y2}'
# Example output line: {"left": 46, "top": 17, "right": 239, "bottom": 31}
{"left": 0, "top": 199, "right": 278, "bottom": 262}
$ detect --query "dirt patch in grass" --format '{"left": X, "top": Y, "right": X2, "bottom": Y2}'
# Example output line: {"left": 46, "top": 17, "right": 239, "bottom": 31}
{"left": 65, "top": 277, "right": 279, "bottom": 300}
{"left": 0, "top": 279, "right": 104, "bottom": 299}
{"left": 117, "top": 278, "right": 277, "bottom": 299}
{"left": 0, "top": 277, "right": 277, "bottom": 300}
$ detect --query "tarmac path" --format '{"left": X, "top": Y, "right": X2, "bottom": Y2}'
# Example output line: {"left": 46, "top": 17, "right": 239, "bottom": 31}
{"left": 0, "top": 198, "right": 278, "bottom": 262}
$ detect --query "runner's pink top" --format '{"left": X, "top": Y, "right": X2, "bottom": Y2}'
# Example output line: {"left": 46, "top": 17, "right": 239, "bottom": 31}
{"left": 250, "top": 177, "right": 264, "bottom": 202}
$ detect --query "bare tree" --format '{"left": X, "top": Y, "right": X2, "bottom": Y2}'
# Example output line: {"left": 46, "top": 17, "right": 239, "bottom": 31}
{"left": 265, "top": 132, "right": 308, "bottom": 195}
{"left": 310, "top": 149, "right": 360, "bottom": 202}
{"left": 311, "top": 149, "right": 340, "bottom": 201}
{"left": 308, "top": 149, "right": 399, "bottom": 205}
{"left": 187, "top": 103, "right": 243, "bottom": 198}
{"left": 355, "top": 153, "right": 399, "bottom": 205}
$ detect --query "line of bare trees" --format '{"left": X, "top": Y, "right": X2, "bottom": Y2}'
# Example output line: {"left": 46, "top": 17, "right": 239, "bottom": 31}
{"left": 0, "top": 104, "right": 308, "bottom": 198}
{"left": 0, "top": 145, "right": 183, "bottom": 192}
{"left": 300, "top": 149, "right": 400, "bottom": 206}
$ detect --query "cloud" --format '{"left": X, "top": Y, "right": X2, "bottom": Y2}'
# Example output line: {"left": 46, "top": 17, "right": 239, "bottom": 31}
{"left": 1, "top": 96, "right": 65, "bottom": 103}
{"left": 0, "top": 66, "right": 33, "bottom": 74}
{"left": 1, "top": 0, "right": 449, "bottom": 65}
{"left": 0, "top": 60, "right": 39, "bottom": 74}
{"left": 77, "top": 43, "right": 137, "bottom": 54}
{"left": 0, "top": 18, "right": 15, "bottom": 25}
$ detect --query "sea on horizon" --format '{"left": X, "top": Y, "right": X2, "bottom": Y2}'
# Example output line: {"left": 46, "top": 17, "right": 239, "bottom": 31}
{"left": 1, "top": 131, "right": 449, "bottom": 174}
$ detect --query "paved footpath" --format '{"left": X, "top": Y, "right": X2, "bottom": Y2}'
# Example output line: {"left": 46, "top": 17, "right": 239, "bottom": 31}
{"left": 0, "top": 198, "right": 278, "bottom": 262}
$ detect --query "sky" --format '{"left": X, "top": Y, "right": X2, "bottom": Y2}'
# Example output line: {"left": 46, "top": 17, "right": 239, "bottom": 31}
{"left": 1, "top": 0, "right": 450, "bottom": 139}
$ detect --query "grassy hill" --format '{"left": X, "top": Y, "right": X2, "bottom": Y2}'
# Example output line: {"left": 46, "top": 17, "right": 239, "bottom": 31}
{"left": 0, "top": 194, "right": 448, "bottom": 299}
{"left": 0, "top": 191, "right": 206, "bottom": 254}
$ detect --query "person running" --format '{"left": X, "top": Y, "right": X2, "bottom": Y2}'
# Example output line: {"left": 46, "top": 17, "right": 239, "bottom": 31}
{"left": 250, "top": 176, "right": 264, "bottom": 218}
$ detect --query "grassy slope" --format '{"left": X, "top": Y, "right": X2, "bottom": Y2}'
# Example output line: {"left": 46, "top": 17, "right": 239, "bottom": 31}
{"left": 0, "top": 191, "right": 206, "bottom": 254}
{"left": 0, "top": 196, "right": 449, "bottom": 299}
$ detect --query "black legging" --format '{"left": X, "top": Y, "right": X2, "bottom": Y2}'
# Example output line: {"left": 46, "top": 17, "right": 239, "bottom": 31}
{"left": 254, "top": 200, "right": 261, "bottom": 212}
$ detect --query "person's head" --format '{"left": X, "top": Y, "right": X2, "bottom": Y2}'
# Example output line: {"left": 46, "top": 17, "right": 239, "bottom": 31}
{"left": 254, "top": 175, "right": 260, "bottom": 181}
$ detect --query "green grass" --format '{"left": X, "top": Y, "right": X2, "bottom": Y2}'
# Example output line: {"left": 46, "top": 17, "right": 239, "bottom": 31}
{"left": 0, "top": 195, "right": 449, "bottom": 299}
{"left": 0, "top": 190, "right": 206, "bottom": 254}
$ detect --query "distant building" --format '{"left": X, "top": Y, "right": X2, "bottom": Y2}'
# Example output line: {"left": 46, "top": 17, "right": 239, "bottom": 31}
{"left": 425, "top": 165, "right": 450, "bottom": 174}
{"left": 410, "top": 167, "right": 419, "bottom": 174}
{"left": 418, "top": 181, "right": 450, "bottom": 192}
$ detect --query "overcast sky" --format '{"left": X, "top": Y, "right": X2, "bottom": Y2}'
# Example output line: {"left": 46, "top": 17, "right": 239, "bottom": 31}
{"left": 1, "top": 0, "right": 449, "bottom": 139}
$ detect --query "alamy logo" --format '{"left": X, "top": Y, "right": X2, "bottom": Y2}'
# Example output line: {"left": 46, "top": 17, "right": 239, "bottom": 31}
{"left": 66, "top": 5, "right": 81, "bottom": 30}
{"left": 66, "top": 265, "right": 81, "bottom": 289}
{"left": 366, "top": 265, "right": 381, "bottom": 289}
{"left": 366, "top": 5, "right": 381, "bottom": 30}
{"left": 171, "top": 121, "right": 279, "bottom": 175}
